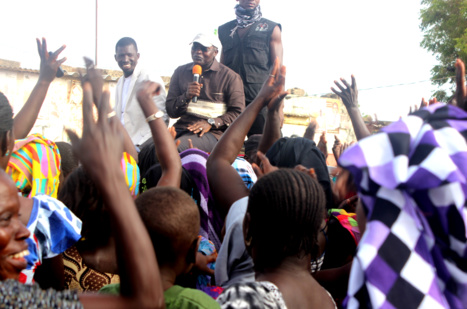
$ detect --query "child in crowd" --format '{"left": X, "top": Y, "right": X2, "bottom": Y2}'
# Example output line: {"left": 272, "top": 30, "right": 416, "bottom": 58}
{"left": 101, "top": 186, "right": 220, "bottom": 309}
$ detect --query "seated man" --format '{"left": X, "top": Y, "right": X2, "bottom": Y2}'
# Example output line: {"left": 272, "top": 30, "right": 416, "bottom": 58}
{"left": 166, "top": 33, "right": 245, "bottom": 153}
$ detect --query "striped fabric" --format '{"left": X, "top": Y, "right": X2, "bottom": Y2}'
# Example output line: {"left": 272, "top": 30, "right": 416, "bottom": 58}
{"left": 180, "top": 149, "right": 223, "bottom": 250}
{"left": 340, "top": 104, "right": 467, "bottom": 309}
{"left": 7, "top": 134, "right": 61, "bottom": 198}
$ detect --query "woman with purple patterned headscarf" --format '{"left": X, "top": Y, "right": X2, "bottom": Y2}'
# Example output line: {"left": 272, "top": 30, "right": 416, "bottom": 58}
{"left": 340, "top": 100, "right": 467, "bottom": 308}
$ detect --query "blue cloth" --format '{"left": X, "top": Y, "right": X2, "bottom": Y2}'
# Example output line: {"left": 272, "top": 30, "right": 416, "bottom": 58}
{"left": 21, "top": 195, "right": 82, "bottom": 284}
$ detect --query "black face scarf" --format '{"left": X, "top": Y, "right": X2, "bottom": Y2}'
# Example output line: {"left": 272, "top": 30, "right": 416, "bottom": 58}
{"left": 230, "top": 4, "right": 262, "bottom": 37}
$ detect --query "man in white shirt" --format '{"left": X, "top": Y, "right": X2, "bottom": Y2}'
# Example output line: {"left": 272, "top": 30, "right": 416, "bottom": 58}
{"left": 114, "top": 37, "right": 168, "bottom": 150}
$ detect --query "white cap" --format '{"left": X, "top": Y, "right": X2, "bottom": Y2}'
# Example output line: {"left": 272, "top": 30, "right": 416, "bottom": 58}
{"left": 190, "top": 33, "right": 221, "bottom": 49}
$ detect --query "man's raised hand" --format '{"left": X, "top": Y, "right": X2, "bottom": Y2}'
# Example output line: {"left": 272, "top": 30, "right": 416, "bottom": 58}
{"left": 36, "top": 37, "right": 66, "bottom": 83}
{"left": 331, "top": 75, "right": 358, "bottom": 110}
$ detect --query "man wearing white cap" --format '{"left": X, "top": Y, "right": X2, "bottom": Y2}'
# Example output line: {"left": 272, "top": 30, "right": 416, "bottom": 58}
{"left": 166, "top": 33, "right": 245, "bottom": 153}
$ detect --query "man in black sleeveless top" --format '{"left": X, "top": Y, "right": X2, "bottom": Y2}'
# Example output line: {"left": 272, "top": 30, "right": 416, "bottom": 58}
{"left": 218, "top": 0, "right": 283, "bottom": 136}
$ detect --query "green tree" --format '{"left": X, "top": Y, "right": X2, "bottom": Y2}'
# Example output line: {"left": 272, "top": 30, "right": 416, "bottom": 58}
{"left": 420, "top": 0, "right": 467, "bottom": 101}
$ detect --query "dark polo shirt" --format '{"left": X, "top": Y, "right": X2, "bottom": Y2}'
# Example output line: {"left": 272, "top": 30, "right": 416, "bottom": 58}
{"left": 166, "top": 59, "right": 245, "bottom": 140}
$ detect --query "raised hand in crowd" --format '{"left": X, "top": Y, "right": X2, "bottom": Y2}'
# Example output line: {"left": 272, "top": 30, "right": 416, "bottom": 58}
{"left": 137, "top": 81, "right": 182, "bottom": 187}
{"left": 256, "top": 72, "right": 288, "bottom": 164}
{"left": 303, "top": 118, "right": 317, "bottom": 140}
{"left": 13, "top": 38, "right": 67, "bottom": 139}
{"left": 331, "top": 75, "right": 370, "bottom": 140}
{"left": 207, "top": 58, "right": 287, "bottom": 215}
{"left": 317, "top": 131, "right": 328, "bottom": 159}
{"left": 455, "top": 58, "right": 467, "bottom": 111}
{"left": 332, "top": 135, "right": 354, "bottom": 161}
{"left": 409, "top": 97, "right": 438, "bottom": 114}
{"left": 251, "top": 151, "right": 279, "bottom": 178}
{"left": 67, "top": 75, "right": 164, "bottom": 308}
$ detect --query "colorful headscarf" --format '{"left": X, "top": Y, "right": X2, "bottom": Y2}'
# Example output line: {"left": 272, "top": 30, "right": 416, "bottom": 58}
{"left": 328, "top": 209, "right": 360, "bottom": 245}
{"left": 121, "top": 152, "right": 140, "bottom": 198}
{"left": 180, "top": 149, "right": 223, "bottom": 250}
{"left": 7, "top": 134, "right": 61, "bottom": 198}
{"left": 340, "top": 104, "right": 467, "bottom": 309}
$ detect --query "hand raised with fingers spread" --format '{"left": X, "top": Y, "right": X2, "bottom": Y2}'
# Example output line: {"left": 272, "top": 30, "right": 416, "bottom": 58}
{"left": 331, "top": 75, "right": 369, "bottom": 140}
{"left": 252, "top": 151, "right": 278, "bottom": 178}
{"left": 331, "top": 75, "right": 358, "bottom": 110}
{"left": 257, "top": 58, "right": 288, "bottom": 106}
{"left": 36, "top": 37, "right": 66, "bottom": 83}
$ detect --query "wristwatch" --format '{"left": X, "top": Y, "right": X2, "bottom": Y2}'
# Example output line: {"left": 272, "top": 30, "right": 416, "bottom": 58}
{"left": 207, "top": 118, "right": 216, "bottom": 128}
{"left": 145, "top": 111, "right": 164, "bottom": 123}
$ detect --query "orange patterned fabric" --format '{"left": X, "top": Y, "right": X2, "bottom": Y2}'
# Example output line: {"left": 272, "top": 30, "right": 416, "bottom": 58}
{"left": 62, "top": 245, "right": 120, "bottom": 292}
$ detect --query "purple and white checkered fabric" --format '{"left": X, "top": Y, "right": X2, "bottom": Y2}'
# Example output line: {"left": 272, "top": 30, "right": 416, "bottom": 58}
{"left": 339, "top": 104, "right": 467, "bottom": 308}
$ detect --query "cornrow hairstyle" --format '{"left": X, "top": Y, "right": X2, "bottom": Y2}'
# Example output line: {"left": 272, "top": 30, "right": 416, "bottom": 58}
{"left": 115, "top": 37, "right": 138, "bottom": 52}
{"left": 247, "top": 169, "right": 326, "bottom": 272}
{"left": 0, "top": 92, "right": 14, "bottom": 156}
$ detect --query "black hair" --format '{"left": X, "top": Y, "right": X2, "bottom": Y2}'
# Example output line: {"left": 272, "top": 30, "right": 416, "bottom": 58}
{"left": 138, "top": 141, "right": 159, "bottom": 178}
{"left": 140, "top": 163, "right": 201, "bottom": 206}
{"left": 58, "top": 167, "right": 111, "bottom": 247}
{"left": 135, "top": 187, "right": 199, "bottom": 266}
{"left": 247, "top": 169, "right": 325, "bottom": 272}
{"left": 115, "top": 37, "right": 138, "bottom": 52}
{"left": 55, "top": 141, "right": 79, "bottom": 179}
{"left": 266, "top": 137, "right": 334, "bottom": 209}
{"left": 0, "top": 92, "right": 14, "bottom": 156}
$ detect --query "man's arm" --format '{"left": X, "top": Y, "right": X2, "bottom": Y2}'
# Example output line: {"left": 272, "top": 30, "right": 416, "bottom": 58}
{"left": 166, "top": 67, "right": 192, "bottom": 119}
{"left": 13, "top": 38, "right": 66, "bottom": 139}
{"left": 269, "top": 26, "right": 283, "bottom": 66}
{"left": 211, "top": 73, "right": 245, "bottom": 130}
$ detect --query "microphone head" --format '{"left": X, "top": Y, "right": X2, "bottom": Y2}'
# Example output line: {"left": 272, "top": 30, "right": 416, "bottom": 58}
{"left": 192, "top": 64, "right": 202, "bottom": 75}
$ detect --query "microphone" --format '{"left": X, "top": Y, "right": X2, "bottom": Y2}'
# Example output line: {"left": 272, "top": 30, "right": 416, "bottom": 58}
{"left": 192, "top": 65, "right": 202, "bottom": 103}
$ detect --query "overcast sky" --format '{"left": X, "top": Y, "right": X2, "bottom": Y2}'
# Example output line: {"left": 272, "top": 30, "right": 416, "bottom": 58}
{"left": 2, "top": 0, "right": 441, "bottom": 120}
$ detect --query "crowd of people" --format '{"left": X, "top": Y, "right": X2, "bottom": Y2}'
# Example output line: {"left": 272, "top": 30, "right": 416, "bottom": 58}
{"left": 0, "top": 1, "right": 466, "bottom": 308}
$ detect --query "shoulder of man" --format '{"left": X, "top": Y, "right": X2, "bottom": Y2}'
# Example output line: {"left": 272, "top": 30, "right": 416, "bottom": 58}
{"left": 219, "top": 19, "right": 237, "bottom": 31}
{"left": 257, "top": 18, "right": 282, "bottom": 32}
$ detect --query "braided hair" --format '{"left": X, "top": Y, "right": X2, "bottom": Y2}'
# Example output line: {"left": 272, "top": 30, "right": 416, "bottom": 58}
{"left": 0, "top": 92, "right": 14, "bottom": 156}
{"left": 247, "top": 169, "right": 326, "bottom": 272}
